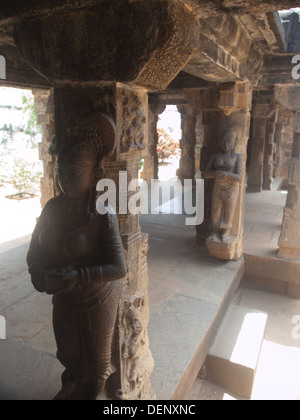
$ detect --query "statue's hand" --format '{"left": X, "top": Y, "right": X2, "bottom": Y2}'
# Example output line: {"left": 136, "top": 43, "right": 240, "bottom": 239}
{"left": 203, "top": 171, "right": 216, "bottom": 179}
{"left": 215, "top": 171, "right": 228, "bottom": 179}
{"left": 44, "top": 269, "right": 78, "bottom": 295}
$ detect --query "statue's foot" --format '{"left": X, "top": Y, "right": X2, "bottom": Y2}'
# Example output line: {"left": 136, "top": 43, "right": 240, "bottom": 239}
{"left": 208, "top": 232, "right": 219, "bottom": 242}
{"left": 95, "top": 389, "right": 107, "bottom": 401}
{"left": 221, "top": 232, "right": 231, "bottom": 243}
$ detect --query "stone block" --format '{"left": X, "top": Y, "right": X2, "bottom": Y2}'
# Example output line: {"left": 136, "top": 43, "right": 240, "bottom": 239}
{"left": 206, "top": 236, "right": 242, "bottom": 261}
{"left": 202, "top": 305, "right": 267, "bottom": 399}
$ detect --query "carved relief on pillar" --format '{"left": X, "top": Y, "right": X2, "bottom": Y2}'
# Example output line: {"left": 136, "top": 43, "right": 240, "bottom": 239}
{"left": 203, "top": 85, "right": 251, "bottom": 261}
{"left": 121, "top": 235, "right": 155, "bottom": 400}
{"left": 204, "top": 123, "right": 243, "bottom": 260}
{"left": 106, "top": 85, "right": 155, "bottom": 399}
{"left": 120, "top": 89, "right": 147, "bottom": 153}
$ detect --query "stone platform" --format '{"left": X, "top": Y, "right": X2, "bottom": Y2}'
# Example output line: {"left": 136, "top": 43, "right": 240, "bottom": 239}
{"left": 141, "top": 214, "right": 244, "bottom": 400}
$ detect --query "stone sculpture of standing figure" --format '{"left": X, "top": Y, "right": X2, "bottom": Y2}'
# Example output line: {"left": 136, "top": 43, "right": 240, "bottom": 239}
{"left": 27, "top": 112, "right": 127, "bottom": 400}
{"left": 204, "top": 125, "right": 243, "bottom": 243}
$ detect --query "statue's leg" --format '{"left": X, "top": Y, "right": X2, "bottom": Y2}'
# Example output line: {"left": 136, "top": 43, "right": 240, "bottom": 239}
{"left": 88, "top": 281, "right": 122, "bottom": 400}
{"left": 210, "top": 193, "right": 222, "bottom": 240}
{"left": 221, "top": 192, "right": 239, "bottom": 242}
{"left": 52, "top": 297, "right": 93, "bottom": 400}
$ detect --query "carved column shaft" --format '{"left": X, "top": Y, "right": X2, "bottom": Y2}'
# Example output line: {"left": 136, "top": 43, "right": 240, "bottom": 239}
{"left": 206, "top": 82, "right": 252, "bottom": 261}
{"left": 263, "top": 109, "right": 278, "bottom": 191}
{"left": 195, "top": 113, "right": 204, "bottom": 180}
{"left": 53, "top": 83, "right": 154, "bottom": 399}
{"left": 142, "top": 103, "right": 166, "bottom": 182}
{"left": 275, "top": 107, "right": 296, "bottom": 182}
{"left": 247, "top": 90, "right": 278, "bottom": 193}
{"left": 279, "top": 111, "right": 300, "bottom": 262}
{"left": 248, "top": 115, "right": 267, "bottom": 192}
{"left": 177, "top": 104, "right": 196, "bottom": 182}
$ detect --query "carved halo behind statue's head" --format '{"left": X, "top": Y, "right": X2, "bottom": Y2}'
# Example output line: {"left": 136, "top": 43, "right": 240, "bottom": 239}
{"left": 49, "top": 112, "right": 116, "bottom": 167}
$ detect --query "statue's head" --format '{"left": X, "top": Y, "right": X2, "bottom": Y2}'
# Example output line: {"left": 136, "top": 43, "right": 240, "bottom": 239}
{"left": 52, "top": 113, "right": 116, "bottom": 200}
{"left": 221, "top": 125, "right": 239, "bottom": 154}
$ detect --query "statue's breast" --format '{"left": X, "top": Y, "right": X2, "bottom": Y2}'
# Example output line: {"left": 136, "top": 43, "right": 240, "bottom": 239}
{"left": 214, "top": 156, "right": 235, "bottom": 172}
{"left": 64, "top": 228, "right": 96, "bottom": 259}
{"left": 39, "top": 216, "right": 99, "bottom": 263}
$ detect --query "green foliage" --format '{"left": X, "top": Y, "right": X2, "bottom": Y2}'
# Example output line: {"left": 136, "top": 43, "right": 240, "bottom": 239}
{"left": 0, "top": 89, "right": 43, "bottom": 194}
{"left": 21, "top": 92, "right": 41, "bottom": 148}
{"left": 9, "top": 158, "right": 42, "bottom": 196}
{"left": 0, "top": 151, "right": 8, "bottom": 186}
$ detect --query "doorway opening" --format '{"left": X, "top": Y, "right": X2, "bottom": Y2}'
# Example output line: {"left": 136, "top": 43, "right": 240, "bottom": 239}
{"left": 0, "top": 87, "right": 42, "bottom": 245}
{"left": 157, "top": 105, "right": 181, "bottom": 181}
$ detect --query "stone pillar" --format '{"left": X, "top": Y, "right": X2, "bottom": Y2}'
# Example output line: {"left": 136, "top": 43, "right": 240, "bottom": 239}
{"left": 206, "top": 82, "right": 252, "bottom": 261}
{"left": 13, "top": 0, "right": 201, "bottom": 400}
{"left": 54, "top": 84, "right": 155, "bottom": 399}
{"left": 33, "top": 89, "right": 56, "bottom": 208}
{"left": 278, "top": 111, "right": 300, "bottom": 261}
{"left": 142, "top": 103, "right": 166, "bottom": 182}
{"left": 248, "top": 108, "right": 267, "bottom": 192}
{"left": 263, "top": 107, "right": 278, "bottom": 190}
{"left": 275, "top": 106, "right": 296, "bottom": 183}
{"left": 177, "top": 104, "right": 196, "bottom": 182}
{"left": 195, "top": 113, "right": 204, "bottom": 180}
{"left": 247, "top": 90, "right": 278, "bottom": 192}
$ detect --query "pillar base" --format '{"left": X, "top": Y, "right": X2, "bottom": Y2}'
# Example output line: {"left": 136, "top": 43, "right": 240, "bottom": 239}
{"left": 278, "top": 239, "right": 300, "bottom": 262}
{"left": 206, "top": 235, "right": 243, "bottom": 261}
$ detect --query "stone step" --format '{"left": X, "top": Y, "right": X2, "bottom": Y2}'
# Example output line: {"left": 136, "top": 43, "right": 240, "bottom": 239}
{"left": 243, "top": 253, "right": 300, "bottom": 299}
{"left": 200, "top": 305, "right": 268, "bottom": 399}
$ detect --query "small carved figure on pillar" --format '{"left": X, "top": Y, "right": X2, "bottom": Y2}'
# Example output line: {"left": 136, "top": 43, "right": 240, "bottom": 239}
{"left": 27, "top": 113, "right": 127, "bottom": 400}
{"left": 203, "top": 125, "right": 243, "bottom": 243}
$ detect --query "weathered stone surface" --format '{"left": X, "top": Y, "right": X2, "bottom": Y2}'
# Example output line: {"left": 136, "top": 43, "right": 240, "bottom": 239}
{"left": 181, "top": 0, "right": 300, "bottom": 15}
{"left": 184, "top": 15, "right": 263, "bottom": 83}
{"left": 0, "top": 44, "right": 50, "bottom": 89}
{"left": 13, "top": 1, "right": 199, "bottom": 90}
{"left": 258, "top": 54, "right": 299, "bottom": 87}
{"left": 275, "top": 85, "right": 300, "bottom": 111}
{"left": 248, "top": 90, "right": 279, "bottom": 192}
{"left": 279, "top": 112, "right": 300, "bottom": 261}
{"left": 51, "top": 84, "right": 155, "bottom": 399}
{"left": 201, "top": 83, "right": 252, "bottom": 261}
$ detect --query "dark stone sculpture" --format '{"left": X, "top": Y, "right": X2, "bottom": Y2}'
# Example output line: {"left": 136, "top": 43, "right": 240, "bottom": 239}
{"left": 204, "top": 125, "right": 243, "bottom": 243}
{"left": 27, "top": 113, "right": 127, "bottom": 400}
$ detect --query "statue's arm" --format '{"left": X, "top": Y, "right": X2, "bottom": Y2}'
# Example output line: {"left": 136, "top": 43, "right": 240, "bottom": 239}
{"left": 86, "top": 214, "right": 127, "bottom": 283}
{"left": 203, "top": 154, "right": 219, "bottom": 179}
{"left": 27, "top": 199, "right": 55, "bottom": 292}
{"left": 226, "top": 154, "right": 243, "bottom": 182}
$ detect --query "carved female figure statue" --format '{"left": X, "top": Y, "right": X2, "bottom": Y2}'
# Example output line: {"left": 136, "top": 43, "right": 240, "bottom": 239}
{"left": 27, "top": 113, "right": 127, "bottom": 400}
{"left": 203, "top": 126, "right": 243, "bottom": 243}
